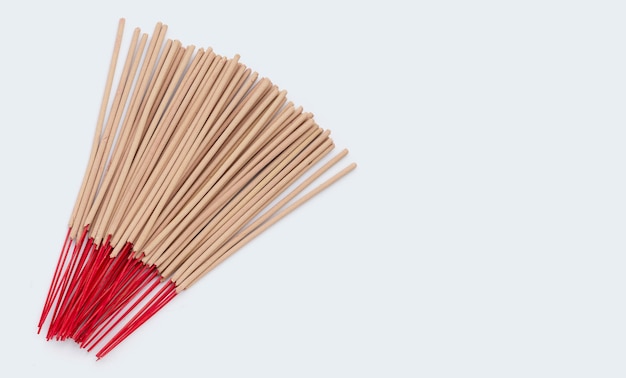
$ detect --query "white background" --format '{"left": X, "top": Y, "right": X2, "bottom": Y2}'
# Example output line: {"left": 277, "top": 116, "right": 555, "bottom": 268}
{"left": 1, "top": 0, "right": 625, "bottom": 377}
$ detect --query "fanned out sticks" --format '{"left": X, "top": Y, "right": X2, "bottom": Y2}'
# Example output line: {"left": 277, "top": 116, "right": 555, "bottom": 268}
{"left": 37, "top": 18, "right": 356, "bottom": 359}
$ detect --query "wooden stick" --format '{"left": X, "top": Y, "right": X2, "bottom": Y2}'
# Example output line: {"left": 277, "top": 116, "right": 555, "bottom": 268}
{"left": 136, "top": 57, "right": 248, "bottom": 243}
{"left": 166, "top": 130, "right": 332, "bottom": 280}
{"left": 134, "top": 77, "right": 274, "bottom": 252}
{"left": 112, "top": 54, "right": 228, "bottom": 247}
{"left": 149, "top": 104, "right": 304, "bottom": 244}
{"left": 71, "top": 25, "right": 141, "bottom": 236}
{"left": 88, "top": 23, "right": 168, "bottom": 236}
{"left": 104, "top": 43, "right": 192, "bottom": 237}
{"left": 122, "top": 42, "right": 188, "bottom": 177}
{"left": 142, "top": 105, "right": 306, "bottom": 261}
{"left": 151, "top": 83, "right": 289, "bottom": 238}
{"left": 110, "top": 49, "right": 217, "bottom": 248}
{"left": 138, "top": 81, "right": 277, "bottom": 252}
{"left": 177, "top": 159, "right": 357, "bottom": 290}
{"left": 151, "top": 68, "right": 265, "bottom": 231}
{"left": 73, "top": 28, "right": 144, "bottom": 238}
{"left": 69, "top": 18, "right": 125, "bottom": 231}
{"left": 90, "top": 22, "right": 171, "bottom": 239}
{"left": 174, "top": 139, "right": 337, "bottom": 274}
{"left": 233, "top": 148, "right": 350, "bottom": 241}
{"left": 160, "top": 63, "right": 251, "bottom": 206}
{"left": 107, "top": 46, "right": 202, "bottom": 238}
{"left": 105, "top": 43, "right": 186, "bottom": 232}
{"left": 117, "top": 55, "right": 231, "bottom": 244}
{"left": 138, "top": 44, "right": 188, "bottom": 147}
{"left": 152, "top": 65, "right": 258, "bottom": 234}
{"left": 149, "top": 120, "right": 321, "bottom": 269}
{"left": 95, "top": 38, "right": 182, "bottom": 242}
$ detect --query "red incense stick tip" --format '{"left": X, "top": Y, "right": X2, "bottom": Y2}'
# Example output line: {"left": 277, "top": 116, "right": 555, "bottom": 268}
{"left": 95, "top": 280, "right": 177, "bottom": 359}
{"left": 38, "top": 227, "right": 73, "bottom": 333}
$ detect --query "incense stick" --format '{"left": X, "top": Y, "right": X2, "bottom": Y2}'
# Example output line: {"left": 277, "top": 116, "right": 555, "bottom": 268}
{"left": 69, "top": 18, "right": 125, "bottom": 231}
{"left": 180, "top": 160, "right": 357, "bottom": 290}
{"left": 39, "top": 19, "right": 356, "bottom": 359}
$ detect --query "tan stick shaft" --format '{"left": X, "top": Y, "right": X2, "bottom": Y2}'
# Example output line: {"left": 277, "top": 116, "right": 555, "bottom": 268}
{"left": 139, "top": 82, "right": 277, "bottom": 252}
{"left": 134, "top": 78, "right": 274, "bottom": 252}
{"left": 73, "top": 28, "right": 144, "bottom": 237}
{"left": 150, "top": 84, "right": 288, "bottom": 241}
{"left": 69, "top": 18, "right": 125, "bottom": 230}
{"left": 95, "top": 39, "right": 182, "bottom": 243}
{"left": 110, "top": 50, "right": 217, "bottom": 248}
{"left": 114, "top": 55, "right": 230, "bottom": 247}
{"left": 167, "top": 128, "right": 332, "bottom": 279}
{"left": 155, "top": 64, "right": 250, "bottom": 219}
{"left": 150, "top": 68, "right": 262, "bottom": 233}
{"left": 178, "top": 160, "right": 357, "bottom": 290}
{"left": 136, "top": 57, "right": 247, "bottom": 244}
{"left": 107, "top": 46, "right": 200, "bottom": 238}
{"left": 111, "top": 53, "right": 221, "bottom": 247}
{"left": 105, "top": 43, "right": 191, "bottom": 236}
{"left": 105, "top": 45, "right": 187, "bottom": 233}
{"left": 92, "top": 35, "right": 174, "bottom": 240}
{"left": 87, "top": 29, "right": 166, "bottom": 240}
{"left": 145, "top": 107, "right": 307, "bottom": 261}
{"left": 150, "top": 122, "right": 321, "bottom": 269}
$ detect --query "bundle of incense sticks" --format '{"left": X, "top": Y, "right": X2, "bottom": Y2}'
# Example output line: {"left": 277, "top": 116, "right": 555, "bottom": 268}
{"left": 37, "top": 18, "right": 356, "bottom": 359}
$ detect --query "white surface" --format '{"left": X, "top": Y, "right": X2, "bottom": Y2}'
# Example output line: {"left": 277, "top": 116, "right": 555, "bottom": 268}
{"left": 1, "top": 1, "right": 625, "bottom": 376}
